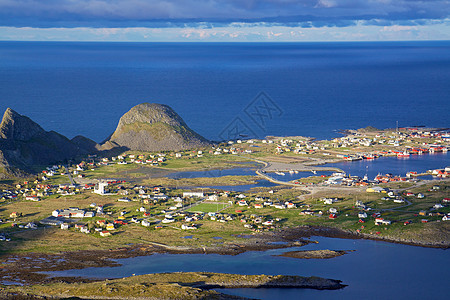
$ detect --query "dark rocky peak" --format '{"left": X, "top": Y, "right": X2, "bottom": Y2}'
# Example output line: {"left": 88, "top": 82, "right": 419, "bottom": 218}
{"left": 0, "top": 108, "right": 45, "bottom": 141}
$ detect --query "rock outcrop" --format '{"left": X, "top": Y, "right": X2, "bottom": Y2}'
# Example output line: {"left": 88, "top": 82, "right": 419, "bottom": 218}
{"left": 101, "top": 103, "right": 210, "bottom": 151}
{"left": 0, "top": 108, "right": 96, "bottom": 176}
{"left": 0, "top": 103, "right": 210, "bottom": 177}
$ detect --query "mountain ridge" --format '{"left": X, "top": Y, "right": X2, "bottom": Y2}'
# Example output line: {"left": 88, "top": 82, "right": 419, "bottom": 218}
{"left": 101, "top": 103, "right": 211, "bottom": 152}
{"left": 0, "top": 103, "right": 211, "bottom": 177}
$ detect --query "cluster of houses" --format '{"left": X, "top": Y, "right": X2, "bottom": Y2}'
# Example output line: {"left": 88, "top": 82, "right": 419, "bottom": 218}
{"left": 276, "top": 138, "right": 324, "bottom": 155}
{"left": 269, "top": 127, "right": 449, "bottom": 161}
{"left": 240, "top": 214, "right": 281, "bottom": 231}
{"left": 103, "top": 153, "right": 167, "bottom": 166}
{"left": 427, "top": 167, "right": 450, "bottom": 178}
{"left": 237, "top": 198, "right": 296, "bottom": 209}
{"left": 0, "top": 189, "right": 18, "bottom": 200}
{"left": 52, "top": 208, "right": 95, "bottom": 218}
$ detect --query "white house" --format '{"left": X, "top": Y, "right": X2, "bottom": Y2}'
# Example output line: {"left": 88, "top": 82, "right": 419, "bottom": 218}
{"left": 358, "top": 212, "right": 368, "bottom": 219}
{"left": 141, "top": 219, "right": 151, "bottom": 227}
{"left": 208, "top": 194, "right": 219, "bottom": 201}
{"left": 326, "top": 176, "right": 343, "bottom": 185}
{"left": 183, "top": 192, "right": 204, "bottom": 198}
{"left": 323, "top": 198, "right": 337, "bottom": 205}
{"left": 181, "top": 224, "right": 197, "bottom": 230}
{"left": 274, "top": 203, "right": 286, "bottom": 209}
{"left": 285, "top": 202, "right": 296, "bottom": 208}
{"left": 94, "top": 182, "right": 108, "bottom": 195}
{"left": 118, "top": 197, "right": 131, "bottom": 202}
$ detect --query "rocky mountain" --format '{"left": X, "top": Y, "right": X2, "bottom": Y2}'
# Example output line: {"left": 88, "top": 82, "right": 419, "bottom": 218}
{"left": 0, "top": 103, "right": 210, "bottom": 177}
{"left": 101, "top": 103, "right": 210, "bottom": 152}
{"left": 0, "top": 108, "right": 97, "bottom": 177}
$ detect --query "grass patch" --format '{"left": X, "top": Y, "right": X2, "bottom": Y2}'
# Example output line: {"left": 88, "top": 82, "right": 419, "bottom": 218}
{"left": 186, "top": 202, "right": 229, "bottom": 213}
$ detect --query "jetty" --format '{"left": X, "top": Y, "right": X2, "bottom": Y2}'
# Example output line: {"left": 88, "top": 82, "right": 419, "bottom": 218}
{"left": 241, "top": 156, "right": 343, "bottom": 187}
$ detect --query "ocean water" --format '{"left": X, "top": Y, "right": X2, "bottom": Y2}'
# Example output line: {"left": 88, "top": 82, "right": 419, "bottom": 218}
{"left": 0, "top": 41, "right": 449, "bottom": 142}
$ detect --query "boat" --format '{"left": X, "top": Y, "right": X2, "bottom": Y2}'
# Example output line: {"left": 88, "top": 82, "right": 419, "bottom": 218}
{"left": 397, "top": 151, "right": 410, "bottom": 158}
{"left": 275, "top": 171, "right": 285, "bottom": 176}
{"left": 289, "top": 170, "right": 295, "bottom": 175}
{"left": 311, "top": 170, "right": 317, "bottom": 174}
{"left": 345, "top": 156, "right": 362, "bottom": 161}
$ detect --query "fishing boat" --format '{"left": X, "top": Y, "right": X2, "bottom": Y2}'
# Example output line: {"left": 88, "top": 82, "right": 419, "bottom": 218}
{"left": 345, "top": 156, "right": 362, "bottom": 161}
{"left": 397, "top": 151, "right": 410, "bottom": 158}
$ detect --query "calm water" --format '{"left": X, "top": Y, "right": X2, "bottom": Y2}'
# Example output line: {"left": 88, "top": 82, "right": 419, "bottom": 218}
{"left": 46, "top": 236, "right": 450, "bottom": 299}
{"left": 171, "top": 153, "right": 449, "bottom": 187}
{"left": 327, "top": 152, "right": 450, "bottom": 179}
{"left": 269, "top": 152, "right": 450, "bottom": 182}
{"left": 0, "top": 41, "right": 449, "bottom": 142}
{"left": 168, "top": 167, "right": 256, "bottom": 179}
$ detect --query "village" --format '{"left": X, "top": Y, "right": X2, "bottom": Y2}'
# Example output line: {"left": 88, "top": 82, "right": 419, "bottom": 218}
{"left": 0, "top": 126, "right": 449, "bottom": 251}
{"left": 0, "top": 168, "right": 449, "bottom": 248}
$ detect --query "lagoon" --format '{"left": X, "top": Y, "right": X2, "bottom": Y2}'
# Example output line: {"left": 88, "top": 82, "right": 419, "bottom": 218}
{"left": 46, "top": 236, "right": 449, "bottom": 299}
{"left": 268, "top": 152, "right": 450, "bottom": 182}
{"left": 167, "top": 153, "right": 449, "bottom": 189}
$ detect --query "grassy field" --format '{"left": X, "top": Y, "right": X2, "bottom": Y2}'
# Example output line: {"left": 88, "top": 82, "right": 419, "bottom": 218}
{"left": 1, "top": 132, "right": 449, "bottom": 256}
{"left": 1, "top": 176, "right": 448, "bottom": 255}
{"left": 185, "top": 202, "right": 230, "bottom": 213}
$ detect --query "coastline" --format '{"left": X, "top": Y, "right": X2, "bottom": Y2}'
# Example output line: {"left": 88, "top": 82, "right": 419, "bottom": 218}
{"left": 0, "top": 224, "right": 447, "bottom": 287}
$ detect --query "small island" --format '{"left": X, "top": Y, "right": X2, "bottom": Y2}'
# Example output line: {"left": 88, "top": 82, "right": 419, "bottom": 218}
{"left": 277, "top": 249, "right": 354, "bottom": 259}
{"left": 1, "top": 272, "right": 346, "bottom": 299}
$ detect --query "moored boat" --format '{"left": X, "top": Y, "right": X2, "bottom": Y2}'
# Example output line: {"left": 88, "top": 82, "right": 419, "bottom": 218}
{"left": 397, "top": 151, "right": 410, "bottom": 158}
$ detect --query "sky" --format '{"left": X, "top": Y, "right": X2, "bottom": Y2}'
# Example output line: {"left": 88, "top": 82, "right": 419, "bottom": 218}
{"left": 0, "top": 0, "right": 449, "bottom": 42}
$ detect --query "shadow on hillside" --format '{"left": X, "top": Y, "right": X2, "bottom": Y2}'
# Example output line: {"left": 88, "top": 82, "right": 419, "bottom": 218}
{"left": 172, "top": 274, "right": 346, "bottom": 291}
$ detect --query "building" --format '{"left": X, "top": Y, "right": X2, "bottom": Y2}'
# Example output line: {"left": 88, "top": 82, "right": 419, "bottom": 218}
{"left": 94, "top": 182, "right": 108, "bottom": 195}
{"left": 183, "top": 192, "right": 204, "bottom": 198}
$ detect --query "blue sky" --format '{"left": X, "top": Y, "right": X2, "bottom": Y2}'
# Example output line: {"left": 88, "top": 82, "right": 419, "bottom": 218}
{"left": 0, "top": 0, "right": 449, "bottom": 41}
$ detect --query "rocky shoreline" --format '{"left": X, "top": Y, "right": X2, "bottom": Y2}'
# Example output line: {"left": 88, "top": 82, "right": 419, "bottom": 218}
{"left": 0, "top": 225, "right": 447, "bottom": 287}
{"left": 0, "top": 272, "right": 346, "bottom": 300}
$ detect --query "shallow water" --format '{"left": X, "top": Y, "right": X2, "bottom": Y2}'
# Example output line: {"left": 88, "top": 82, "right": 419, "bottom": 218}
{"left": 327, "top": 152, "right": 450, "bottom": 179}
{"left": 45, "top": 236, "right": 449, "bottom": 299}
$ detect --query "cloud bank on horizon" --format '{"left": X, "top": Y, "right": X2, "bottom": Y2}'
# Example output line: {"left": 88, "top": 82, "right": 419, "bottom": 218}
{"left": 0, "top": 0, "right": 449, "bottom": 41}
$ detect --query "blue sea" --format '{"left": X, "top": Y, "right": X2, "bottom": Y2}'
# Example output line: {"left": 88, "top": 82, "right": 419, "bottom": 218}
{"left": 1, "top": 42, "right": 449, "bottom": 299}
{"left": 0, "top": 41, "right": 449, "bottom": 143}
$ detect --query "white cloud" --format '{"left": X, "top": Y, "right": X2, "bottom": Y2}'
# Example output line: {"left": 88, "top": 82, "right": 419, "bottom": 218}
{"left": 381, "top": 25, "right": 418, "bottom": 32}
{"left": 0, "top": 20, "right": 449, "bottom": 42}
